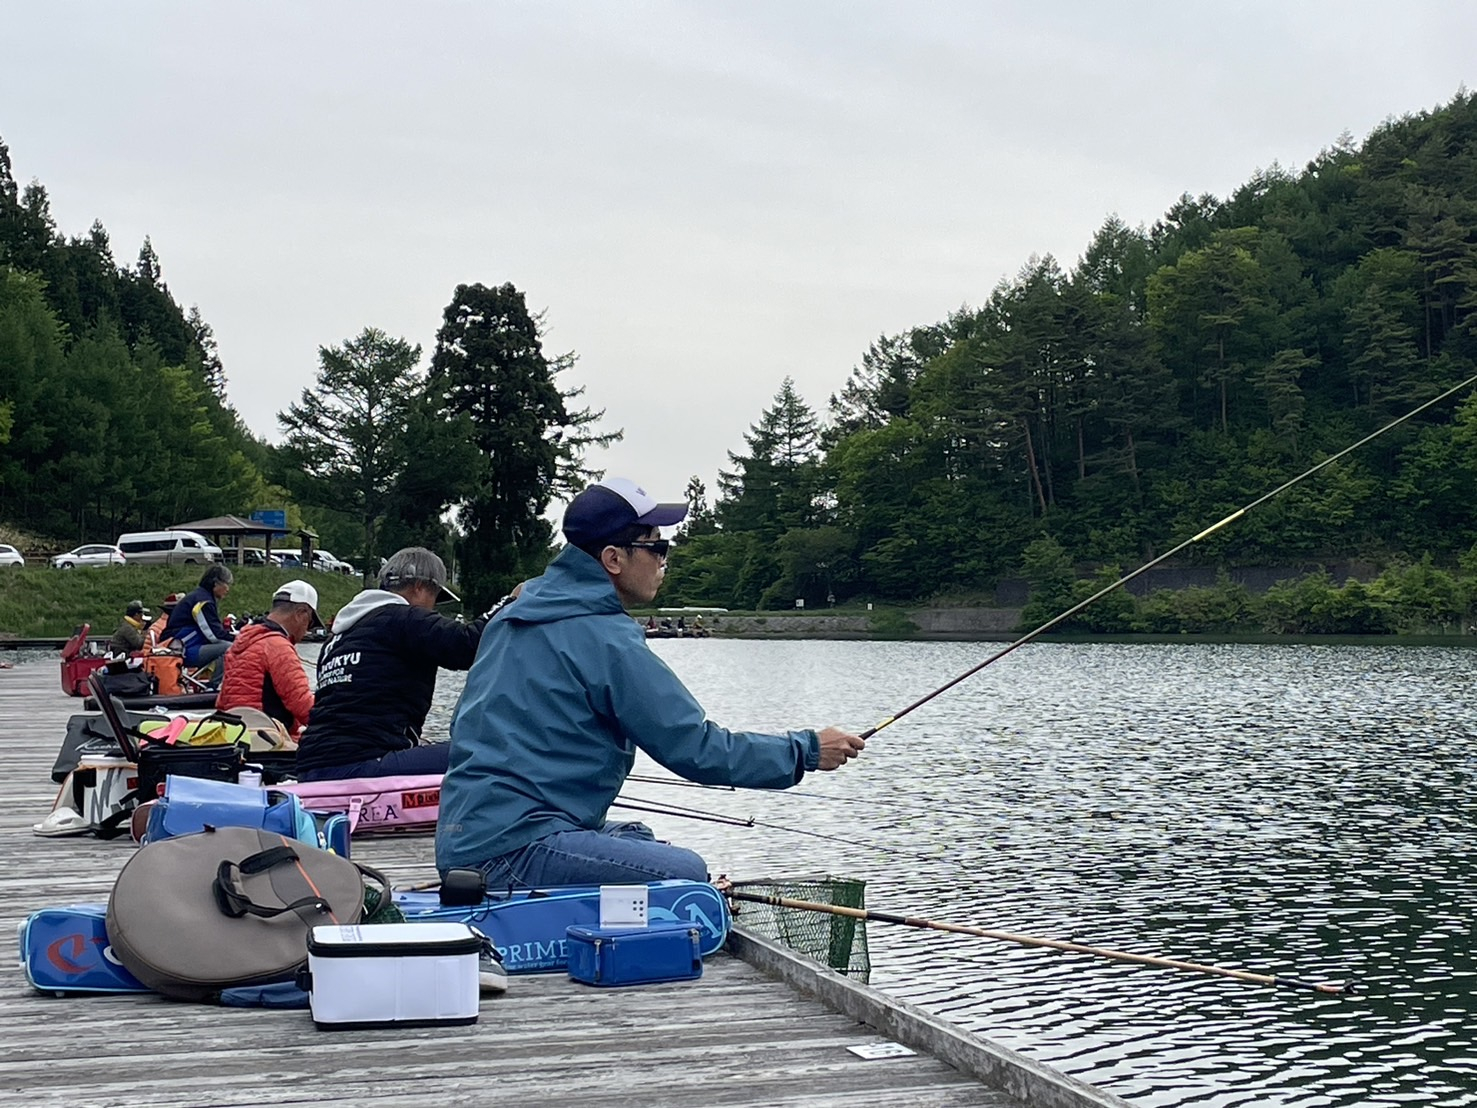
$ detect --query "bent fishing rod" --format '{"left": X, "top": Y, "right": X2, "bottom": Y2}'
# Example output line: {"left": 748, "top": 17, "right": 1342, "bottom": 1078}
{"left": 860, "top": 371, "right": 1477, "bottom": 740}
{"left": 728, "top": 889, "right": 1351, "bottom": 995}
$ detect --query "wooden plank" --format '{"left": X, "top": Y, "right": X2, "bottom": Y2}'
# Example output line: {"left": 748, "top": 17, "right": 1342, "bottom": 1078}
{"left": 0, "top": 659, "right": 1111, "bottom": 1107}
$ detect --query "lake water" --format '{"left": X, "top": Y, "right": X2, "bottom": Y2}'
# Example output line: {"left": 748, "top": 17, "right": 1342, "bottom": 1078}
{"left": 425, "top": 639, "right": 1477, "bottom": 1106}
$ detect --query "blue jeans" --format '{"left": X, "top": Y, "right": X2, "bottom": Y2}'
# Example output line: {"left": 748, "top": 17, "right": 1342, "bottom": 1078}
{"left": 477, "top": 822, "right": 708, "bottom": 890}
{"left": 186, "top": 641, "right": 230, "bottom": 689}
{"left": 297, "top": 742, "right": 451, "bottom": 782}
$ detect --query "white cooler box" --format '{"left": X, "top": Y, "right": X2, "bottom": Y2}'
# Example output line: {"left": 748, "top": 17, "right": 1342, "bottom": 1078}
{"left": 306, "top": 922, "right": 483, "bottom": 1030}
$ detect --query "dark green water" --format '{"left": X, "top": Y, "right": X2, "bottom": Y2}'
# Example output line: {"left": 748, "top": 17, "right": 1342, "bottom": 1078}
{"left": 433, "top": 640, "right": 1477, "bottom": 1105}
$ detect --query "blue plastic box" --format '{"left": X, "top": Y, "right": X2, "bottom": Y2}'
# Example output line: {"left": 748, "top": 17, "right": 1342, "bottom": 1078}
{"left": 565, "top": 922, "right": 703, "bottom": 987}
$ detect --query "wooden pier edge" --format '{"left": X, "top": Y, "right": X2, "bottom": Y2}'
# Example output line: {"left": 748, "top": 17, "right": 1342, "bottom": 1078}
{"left": 727, "top": 926, "right": 1131, "bottom": 1108}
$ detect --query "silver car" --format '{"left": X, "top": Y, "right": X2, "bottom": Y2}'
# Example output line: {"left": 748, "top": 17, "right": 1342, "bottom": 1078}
{"left": 51, "top": 544, "right": 126, "bottom": 568}
{"left": 0, "top": 543, "right": 23, "bottom": 567}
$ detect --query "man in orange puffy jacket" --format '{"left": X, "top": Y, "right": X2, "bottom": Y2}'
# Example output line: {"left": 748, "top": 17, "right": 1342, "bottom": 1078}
{"left": 218, "top": 580, "right": 323, "bottom": 739}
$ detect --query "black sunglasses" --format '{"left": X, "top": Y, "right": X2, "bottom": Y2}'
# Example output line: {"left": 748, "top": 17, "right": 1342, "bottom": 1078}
{"left": 624, "top": 539, "right": 671, "bottom": 559}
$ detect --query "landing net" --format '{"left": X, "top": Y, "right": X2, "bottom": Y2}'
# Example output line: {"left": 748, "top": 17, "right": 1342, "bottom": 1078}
{"left": 730, "top": 875, "right": 870, "bottom": 982}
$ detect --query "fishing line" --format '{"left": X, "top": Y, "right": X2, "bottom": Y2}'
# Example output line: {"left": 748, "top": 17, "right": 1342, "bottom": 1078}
{"left": 729, "top": 889, "right": 1352, "bottom": 995}
{"left": 616, "top": 793, "right": 994, "bottom": 874}
{"left": 860, "top": 371, "right": 1477, "bottom": 740}
{"left": 627, "top": 772, "right": 973, "bottom": 823}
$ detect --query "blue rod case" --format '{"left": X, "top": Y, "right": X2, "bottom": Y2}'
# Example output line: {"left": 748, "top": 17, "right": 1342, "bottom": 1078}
{"left": 394, "top": 879, "right": 729, "bottom": 974}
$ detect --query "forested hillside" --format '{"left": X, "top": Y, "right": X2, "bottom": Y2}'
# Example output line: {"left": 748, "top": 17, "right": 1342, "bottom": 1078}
{"left": 0, "top": 139, "right": 272, "bottom": 543}
{"left": 6, "top": 92, "right": 1477, "bottom": 627}
{"left": 664, "top": 92, "right": 1477, "bottom": 618}
{"left": 0, "top": 142, "right": 613, "bottom": 606}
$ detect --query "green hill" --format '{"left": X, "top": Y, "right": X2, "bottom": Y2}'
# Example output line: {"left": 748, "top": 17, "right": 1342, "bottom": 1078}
{"left": 0, "top": 566, "right": 371, "bottom": 638}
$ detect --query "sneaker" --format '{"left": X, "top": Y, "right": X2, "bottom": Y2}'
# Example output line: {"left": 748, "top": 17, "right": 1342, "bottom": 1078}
{"left": 477, "top": 943, "right": 508, "bottom": 994}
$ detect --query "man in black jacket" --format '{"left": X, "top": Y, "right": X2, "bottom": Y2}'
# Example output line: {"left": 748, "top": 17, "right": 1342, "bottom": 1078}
{"left": 295, "top": 547, "right": 490, "bottom": 781}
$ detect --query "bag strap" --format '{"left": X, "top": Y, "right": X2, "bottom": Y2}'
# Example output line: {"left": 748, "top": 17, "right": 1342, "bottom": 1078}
{"left": 212, "top": 845, "right": 331, "bottom": 920}
{"left": 355, "top": 861, "right": 391, "bottom": 911}
{"left": 93, "top": 790, "right": 140, "bottom": 840}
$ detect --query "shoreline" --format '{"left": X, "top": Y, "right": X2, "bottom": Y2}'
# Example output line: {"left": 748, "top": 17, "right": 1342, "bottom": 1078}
{"left": 634, "top": 610, "right": 1477, "bottom": 646}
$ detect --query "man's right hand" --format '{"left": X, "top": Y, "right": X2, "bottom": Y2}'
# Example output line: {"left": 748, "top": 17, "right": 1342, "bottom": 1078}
{"left": 816, "top": 727, "right": 865, "bottom": 771}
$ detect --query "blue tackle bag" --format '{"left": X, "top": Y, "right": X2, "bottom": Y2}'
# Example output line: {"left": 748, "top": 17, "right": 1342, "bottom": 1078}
{"left": 143, "top": 775, "right": 319, "bottom": 846}
{"left": 19, "top": 904, "right": 151, "bottom": 995}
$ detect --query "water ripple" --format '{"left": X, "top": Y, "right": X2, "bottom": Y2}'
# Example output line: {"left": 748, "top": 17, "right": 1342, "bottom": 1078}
{"left": 430, "top": 640, "right": 1477, "bottom": 1106}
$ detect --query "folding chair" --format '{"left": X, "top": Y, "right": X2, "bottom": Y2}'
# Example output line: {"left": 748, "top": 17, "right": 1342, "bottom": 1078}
{"left": 87, "top": 672, "right": 148, "bottom": 762}
{"left": 152, "top": 640, "right": 219, "bottom": 694}
{"left": 88, "top": 671, "right": 246, "bottom": 803}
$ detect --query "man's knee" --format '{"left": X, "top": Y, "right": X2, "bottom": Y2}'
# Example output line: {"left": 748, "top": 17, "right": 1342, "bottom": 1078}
{"left": 655, "top": 843, "right": 709, "bottom": 883}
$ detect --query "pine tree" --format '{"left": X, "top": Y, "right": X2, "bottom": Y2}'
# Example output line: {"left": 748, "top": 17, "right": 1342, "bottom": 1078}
{"left": 278, "top": 327, "right": 423, "bottom": 562}
{"left": 428, "top": 282, "right": 616, "bottom": 602}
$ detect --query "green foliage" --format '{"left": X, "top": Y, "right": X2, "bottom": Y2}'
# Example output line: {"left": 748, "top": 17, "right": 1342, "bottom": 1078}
{"left": 0, "top": 142, "right": 267, "bottom": 542}
{"left": 718, "top": 377, "right": 823, "bottom": 536}
{"left": 427, "top": 283, "right": 616, "bottom": 607}
{"left": 670, "top": 92, "right": 1477, "bottom": 616}
{"left": 1368, "top": 556, "right": 1469, "bottom": 632}
{"left": 1064, "top": 566, "right": 1138, "bottom": 633}
{"left": 1017, "top": 536, "right": 1076, "bottom": 627}
{"left": 0, "top": 565, "right": 369, "bottom": 638}
{"left": 278, "top": 327, "right": 423, "bottom": 564}
{"left": 1137, "top": 573, "right": 1254, "bottom": 633}
{"left": 866, "top": 607, "right": 919, "bottom": 639}
{"left": 1255, "top": 571, "right": 1396, "bottom": 634}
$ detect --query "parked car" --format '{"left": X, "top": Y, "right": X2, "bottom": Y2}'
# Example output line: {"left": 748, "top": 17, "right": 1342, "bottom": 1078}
{"left": 312, "top": 550, "right": 351, "bottom": 574}
{"left": 51, "top": 544, "right": 126, "bottom": 568}
{"left": 116, "top": 529, "right": 221, "bottom": 566}
{"left": 273, "top": 552, "right": 304, "bottom": 568}
{"left": 0, "top": 544, "right": 24, "bottom": 567}
{"left": 238, "top": 547, "right": 271, "bottom": 566}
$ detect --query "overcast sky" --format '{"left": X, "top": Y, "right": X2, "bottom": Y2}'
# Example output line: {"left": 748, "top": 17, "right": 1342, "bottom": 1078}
{"left": 4, "top": 2, "right": 1475, "bottom": 519}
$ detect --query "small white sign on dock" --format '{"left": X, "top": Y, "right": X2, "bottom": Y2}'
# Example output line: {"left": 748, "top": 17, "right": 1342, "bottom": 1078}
{"left": 847, "top": 1041, "right": 916, "bottom": 1060}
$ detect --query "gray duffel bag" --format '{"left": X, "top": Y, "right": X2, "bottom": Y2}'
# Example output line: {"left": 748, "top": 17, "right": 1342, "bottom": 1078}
{"left": 107, "top": 824, "right": 386, "bottom": 1001}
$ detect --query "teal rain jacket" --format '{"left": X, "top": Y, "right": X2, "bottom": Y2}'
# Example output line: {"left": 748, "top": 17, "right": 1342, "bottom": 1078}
{"left": 436, "top": 545, "right": 821, "bottom": 871}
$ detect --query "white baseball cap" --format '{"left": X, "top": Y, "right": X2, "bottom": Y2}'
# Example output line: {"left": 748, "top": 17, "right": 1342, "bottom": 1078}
{"left": 273, "top": 579, "right": 324, "bottom": 628}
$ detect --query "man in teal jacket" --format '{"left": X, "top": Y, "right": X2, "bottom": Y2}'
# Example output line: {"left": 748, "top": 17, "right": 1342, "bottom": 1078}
{"left": 436, "top": 476, "right": 866, "bottom": 887}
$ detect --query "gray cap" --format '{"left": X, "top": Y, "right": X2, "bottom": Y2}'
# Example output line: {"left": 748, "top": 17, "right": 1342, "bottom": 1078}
{"left": 379, "top": 547, "right": 460, "bottom": 603}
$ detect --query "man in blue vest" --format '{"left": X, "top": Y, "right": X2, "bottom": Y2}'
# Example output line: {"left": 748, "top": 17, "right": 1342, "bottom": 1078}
{"left": 436, "top": 477, "right": 865, "bottom": 889}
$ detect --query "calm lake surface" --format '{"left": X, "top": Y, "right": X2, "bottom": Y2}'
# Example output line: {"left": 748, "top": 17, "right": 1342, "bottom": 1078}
{"left": 424, "top": 640, "right": 1477, "bottom": 1107}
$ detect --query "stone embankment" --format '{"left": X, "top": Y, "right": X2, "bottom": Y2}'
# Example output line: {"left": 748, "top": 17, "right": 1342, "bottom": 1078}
{"left": 694, "top": 608, "right": 1023, "bottom": 641}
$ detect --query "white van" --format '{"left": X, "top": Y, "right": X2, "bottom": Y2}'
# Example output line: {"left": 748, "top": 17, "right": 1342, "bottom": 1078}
{"left": 116, "top": 529, "right": 222, "bottom": 566}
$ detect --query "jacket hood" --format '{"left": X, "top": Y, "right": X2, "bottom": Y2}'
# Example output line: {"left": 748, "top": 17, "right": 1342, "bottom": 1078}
{"left": 498, "top": 545, "right": 625, "bottom": 626}
{"left": 329, "top": 589, "right": 409, "bottom": 634}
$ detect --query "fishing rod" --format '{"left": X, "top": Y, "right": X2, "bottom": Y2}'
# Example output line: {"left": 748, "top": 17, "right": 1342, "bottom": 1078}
{"left": 729, "top": 889, "right": 1352, "bottom": 995}
{"left": 860, "top": 371, "right": 1477, "bottom": 740}
{"left": 617, "top": 793, "right": 986, "bottom": 871}
{"left": 627, "top": 774, "right": 735, "bottom": 792}
{"left": 612, "top": 797, "right": 754, "bottom": 828}
{"left": 627, "top": 772, "right": 984, "bottom": 822}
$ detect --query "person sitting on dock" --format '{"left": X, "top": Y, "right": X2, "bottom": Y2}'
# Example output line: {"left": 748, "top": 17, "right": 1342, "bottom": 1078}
{"left": 146, "top": 593, "right": 180, "bottom": 648}
{"left": 293, "top": 547, "right": 495, "bottom": 781}
{"left": 163, "top": 566, "right": 236, "bottom": 687}
{"left": 107, "top": 599, "right": 151, "bottom": 659}
{"left": 216, "top": 580, "right": 322, "bottom": 741}
{"left": 436, "top": 476, "right": 866, "bottom": 889}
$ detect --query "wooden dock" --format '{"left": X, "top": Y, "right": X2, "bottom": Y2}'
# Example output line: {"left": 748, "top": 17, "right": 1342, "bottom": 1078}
{"left": 0, "top": 659, "right": 1128, "bottom": 1108}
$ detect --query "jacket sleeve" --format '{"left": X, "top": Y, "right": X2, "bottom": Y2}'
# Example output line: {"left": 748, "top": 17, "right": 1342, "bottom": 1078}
{"left": 402, "top": 609, "right": 487, "bottom": 670}
{"left": 267, "top": 636, "right": 315, "bottom": 730}
{"left": 603, "top": 627, "right": 818, "bottom": 788}
{"left": 193, "top": 598, "right": 233, "bottom": 643}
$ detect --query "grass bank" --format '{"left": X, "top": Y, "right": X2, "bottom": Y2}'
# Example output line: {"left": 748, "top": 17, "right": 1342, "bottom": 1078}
{"left": 0, "top": 566, "right": 370, "bottom": 638}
